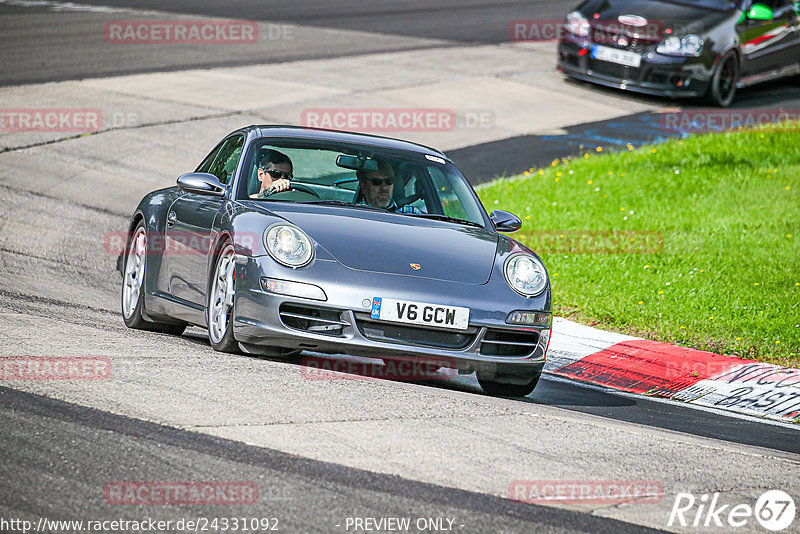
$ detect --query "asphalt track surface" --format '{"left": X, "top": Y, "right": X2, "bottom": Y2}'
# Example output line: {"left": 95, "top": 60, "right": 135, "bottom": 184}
{"left": 0, "top": 386, "right": 663, "bottom": 534}
{"left": 1, "top": 1, "right": 799, "bottom": 533}
{"left": 0, "top": 0, "right": 567, "bottom": 85}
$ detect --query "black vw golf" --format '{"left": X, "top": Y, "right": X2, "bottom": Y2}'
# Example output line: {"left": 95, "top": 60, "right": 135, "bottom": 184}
{"left": 557, "top": 0, "right": 800, "bottom": 106}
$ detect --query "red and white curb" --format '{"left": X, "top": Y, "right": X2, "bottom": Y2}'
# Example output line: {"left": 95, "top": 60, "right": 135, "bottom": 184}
{"left": 546, "top": 318, "right": 800, "bottom": 424}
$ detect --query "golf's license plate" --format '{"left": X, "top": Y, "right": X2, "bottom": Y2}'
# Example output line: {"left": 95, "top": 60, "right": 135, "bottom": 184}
{"left": 371, "top": 297, "right": 469, "bottom": 331}
{"left": 591, "top": 45, "right": 641, "bottom": 68}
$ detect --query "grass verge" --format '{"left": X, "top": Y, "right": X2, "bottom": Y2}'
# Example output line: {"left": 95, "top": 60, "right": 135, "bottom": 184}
{"left": 478, "top": 121, "right": 799, "bottom": 368}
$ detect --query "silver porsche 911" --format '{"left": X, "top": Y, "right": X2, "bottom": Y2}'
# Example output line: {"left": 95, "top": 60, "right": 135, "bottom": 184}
{"left": 119, "top": 126, "right": 551, "bottom": 396}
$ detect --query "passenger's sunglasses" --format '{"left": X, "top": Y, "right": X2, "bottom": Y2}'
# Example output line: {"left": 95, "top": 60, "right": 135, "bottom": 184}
{"left": 368, "top": 178, "right": 394, "bottom": 186}
{"left": 262, "top": 168, "right": 293, "bottom": 180}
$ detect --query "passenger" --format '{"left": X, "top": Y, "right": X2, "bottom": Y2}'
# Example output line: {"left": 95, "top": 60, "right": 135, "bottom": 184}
{"left": 357, "top": 159, "right": 421, "bottom": 213}
{"left": 254, "top": 149, "right": 293, "bottom": 198}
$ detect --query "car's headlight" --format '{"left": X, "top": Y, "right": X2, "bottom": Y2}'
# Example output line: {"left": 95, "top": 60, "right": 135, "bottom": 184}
{"left": 504, "top": 254, "right": 548, "bottom": 297}
{"left": 656, "top": 34, "right": 704, "bottom": 56}
{"left": 264, "top": 224, "right": 313, "bottom": 268}
{"left": 565, "top": 11, "right": 590, "bottom": 38}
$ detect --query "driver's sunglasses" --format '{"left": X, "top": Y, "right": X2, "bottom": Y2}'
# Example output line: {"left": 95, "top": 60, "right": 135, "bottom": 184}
{"left": 368, "top": 178, "right": 394, "bottom": 186}
{"left": 263, "top": 168, "right": 293, "bottom": 180}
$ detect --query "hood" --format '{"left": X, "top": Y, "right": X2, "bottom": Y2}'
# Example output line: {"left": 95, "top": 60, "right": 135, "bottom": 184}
{"left": 583, "top": 0, "right": 733, "bottom": 40}
{"left": 249, "top": 202, "right": 498, "bottom": 284}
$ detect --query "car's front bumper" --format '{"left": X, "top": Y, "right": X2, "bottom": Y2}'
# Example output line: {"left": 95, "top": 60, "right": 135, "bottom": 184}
{"left": 231, "top": 255, "right": 549, "bottom": 381}
{"left": 557, "top": 39, "right": 713, "bottom": 99}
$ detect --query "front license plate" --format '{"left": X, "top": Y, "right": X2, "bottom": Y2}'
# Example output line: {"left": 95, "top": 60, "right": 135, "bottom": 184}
{"left": 370, "top": 297, "right": 469, "bottom": 331}
{"left": 591, "top": 45, "right": 641, "bottom": 68}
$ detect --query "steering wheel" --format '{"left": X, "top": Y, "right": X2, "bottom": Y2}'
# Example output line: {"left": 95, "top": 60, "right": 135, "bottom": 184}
{"left": 262, "top": 184, "right": 321, "bottom": 199}
{"left": 397, "top": 191, "right": 423, "bottom": 209}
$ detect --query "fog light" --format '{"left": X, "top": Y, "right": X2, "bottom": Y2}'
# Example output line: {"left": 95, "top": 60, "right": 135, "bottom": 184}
{"left": 261, "top": 278, "right": 326, "bottom": 301}
{"left": 506, "top": 311, "right": 552, "bottom": 327}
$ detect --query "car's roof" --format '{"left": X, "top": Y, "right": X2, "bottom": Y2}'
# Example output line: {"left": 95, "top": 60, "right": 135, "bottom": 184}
{"left": 239, "top": 125, "right": 448, "bottom": 159}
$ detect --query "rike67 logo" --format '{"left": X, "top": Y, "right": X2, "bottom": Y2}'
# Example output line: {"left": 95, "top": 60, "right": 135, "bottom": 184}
{"left": 669, "top": 490, "right": 795, "bottom": 531}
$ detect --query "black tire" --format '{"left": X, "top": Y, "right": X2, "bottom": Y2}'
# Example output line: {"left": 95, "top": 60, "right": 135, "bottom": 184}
{"left": 706, "top": 51, "right": 739, "bottom": 108}
{"left": 121, "top": 221, "right": 186, "bottom": 335}
{"left": 478, "top": 372, "right": 541, "bottom": 397}
{"left": 207, "top": 241, "right": 240, "bottom": 353}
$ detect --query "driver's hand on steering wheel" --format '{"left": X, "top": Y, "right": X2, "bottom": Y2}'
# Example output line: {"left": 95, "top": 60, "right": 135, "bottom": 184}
{"left": 272, "top": 178, "right": 291, "bottom": 193}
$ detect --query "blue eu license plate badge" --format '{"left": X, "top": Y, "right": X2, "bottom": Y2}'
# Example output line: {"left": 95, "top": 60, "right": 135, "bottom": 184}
{"left": 370, "top": 297, "right": 382, "bottom": 319}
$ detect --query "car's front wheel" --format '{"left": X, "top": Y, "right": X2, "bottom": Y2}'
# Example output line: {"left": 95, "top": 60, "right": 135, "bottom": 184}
{"left": 706, "top": 51, "right": 739, "bottom": 108}
{"left": 207, "top": 241, "right": 240, "bottom": 353}
{"left": 121, "top": 221, "right": 186, "bottom": 335}
{"left": 478, "top": 372, "right": 541, "bottom": 397}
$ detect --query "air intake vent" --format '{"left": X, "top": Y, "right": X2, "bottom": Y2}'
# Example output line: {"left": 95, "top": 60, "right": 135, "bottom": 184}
{"left": 279, "top": 304, "right": 348, "bottom": 337}
{"left": 355, "top": 315, "right": 476, "bottom": 350}
{"left": 480, "top": 329, "right": 539, "bottom": 357}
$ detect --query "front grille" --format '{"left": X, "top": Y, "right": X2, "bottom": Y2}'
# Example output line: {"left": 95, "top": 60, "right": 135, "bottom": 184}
{"left": 480, "top": 329, "right": 539, "bottom": 357}
{"left": 355, "top": 315, "right": 476, "bottom": 350}
{"left": 279, "top": 304, "right": 348, "bottom": 337}
{"left": 588, "top": 59, "right": 637, "bottom": 80}
{"left": 592, "top": 25, "right": 658, "bottom": 53}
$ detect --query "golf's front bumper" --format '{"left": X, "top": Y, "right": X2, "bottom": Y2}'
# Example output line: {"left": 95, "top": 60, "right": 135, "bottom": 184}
{"left": 557, "top": 40, "right": 713, "bottom": 99}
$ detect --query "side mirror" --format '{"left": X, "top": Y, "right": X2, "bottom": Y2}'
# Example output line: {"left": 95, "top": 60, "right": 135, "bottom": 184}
{"left": 177, "top": 173, "right": 225, "bottom": 196}
{"left": 747, "top": 3, "right": 774, "bottom": 21}
{"left": 490, "top": 210, "right": 522, "bottom": 233}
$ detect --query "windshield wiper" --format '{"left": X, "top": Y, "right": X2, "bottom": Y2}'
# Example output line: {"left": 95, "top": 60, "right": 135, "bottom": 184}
{"left": 406, "top": 213, "right": 483, "bottom": 228}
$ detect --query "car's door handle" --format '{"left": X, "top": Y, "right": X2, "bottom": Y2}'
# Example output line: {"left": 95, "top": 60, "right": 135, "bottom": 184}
{"left": 166, "top": 211, "right": 177, "bottom": 228}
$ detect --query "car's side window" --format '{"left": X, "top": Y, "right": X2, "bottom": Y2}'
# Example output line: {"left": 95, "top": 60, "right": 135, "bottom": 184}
{"left": 765, "top": 0, "right": 795, "bottom": 13}
{"left": 196, "top": 142, "right": 224, "bottom": 174}
{"left": 207, "top": 135, "right": 245, "bottom": 185}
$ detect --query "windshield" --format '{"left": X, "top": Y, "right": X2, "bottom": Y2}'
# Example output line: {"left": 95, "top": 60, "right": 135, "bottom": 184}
{"left": 238, "top": 138, "right": 487, "bottom": 227}
{"left": 654, "top": 0, "right": 739, "bottom": 9}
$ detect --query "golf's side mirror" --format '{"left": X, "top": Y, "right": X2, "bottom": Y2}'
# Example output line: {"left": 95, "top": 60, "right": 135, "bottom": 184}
{"left": 747, "top": 3, "right": 774, "bottom": 21}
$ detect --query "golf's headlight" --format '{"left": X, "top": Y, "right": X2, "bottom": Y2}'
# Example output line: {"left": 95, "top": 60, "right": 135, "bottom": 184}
{"left": 264, "top": 224, "right": 313, "bottom": 268}
{"left": 505, "top": 254, "right": 548, "bottom": 297}
{"left": 657, "top": 34, "right": 703, "bottom": 56}
{"left": 565, "top": 11, "right": 590, "bottom": 37}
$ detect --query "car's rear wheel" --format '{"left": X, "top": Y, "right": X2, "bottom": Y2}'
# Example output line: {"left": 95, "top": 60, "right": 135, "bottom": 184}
{"left": 478, "top": 372, "right": 541, "bottom": 397}
{"left": 707, "top": 51, "right": 739, "bottom": 108}
{"left": 121, "top": 221, "right": 186, "bottom": 335}
{"left": 207, "top": 241, "right": 240, "bottom": 353}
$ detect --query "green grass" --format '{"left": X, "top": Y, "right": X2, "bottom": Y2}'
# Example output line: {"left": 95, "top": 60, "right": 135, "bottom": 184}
{"left": 478, "top": 122, "right": 800, "bottom": 368}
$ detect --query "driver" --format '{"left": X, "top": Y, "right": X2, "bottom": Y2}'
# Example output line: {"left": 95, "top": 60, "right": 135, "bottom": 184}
{"left": 357, "top": 159, "right": 420, "bottom": 213}
{"left": 253, "top": 149, "right": 293, "bottom": 198}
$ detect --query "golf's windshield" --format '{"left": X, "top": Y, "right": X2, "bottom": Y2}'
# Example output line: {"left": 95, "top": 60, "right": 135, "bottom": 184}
{"left": 240, "top": 138, "right": 487, "bottom": 227}
{"left": 656, "top": 0, "right": 739, "bottom": 9}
